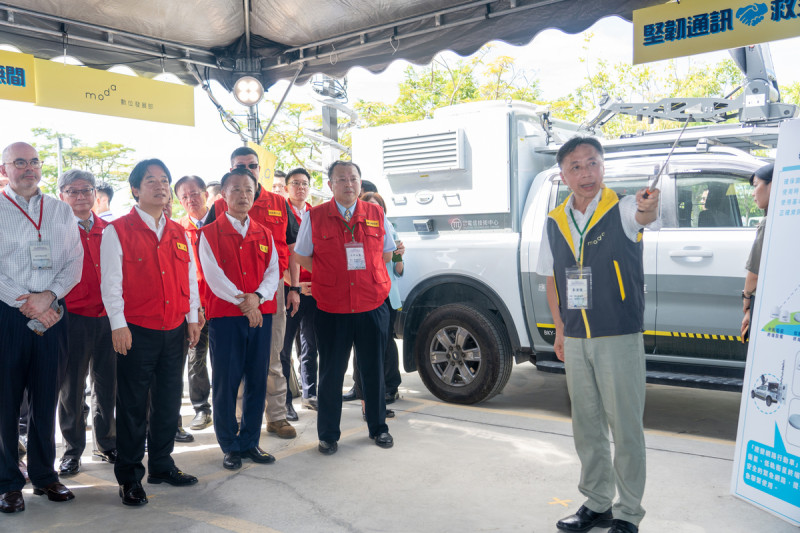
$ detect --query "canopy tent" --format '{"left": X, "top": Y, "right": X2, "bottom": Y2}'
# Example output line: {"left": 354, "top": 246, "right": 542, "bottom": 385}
{"left": 0, "top": 0, "right": 664, "bottom": 91}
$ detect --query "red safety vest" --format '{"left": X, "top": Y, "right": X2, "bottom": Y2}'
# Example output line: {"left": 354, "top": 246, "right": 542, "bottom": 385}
{"left": 288, "top": 200, "right": 312, "bottom": 284}
{"left": 178, "top": 214, "right": 208, "bottom": 307}
{"left": 201, "top": 214, "right": 277, "bottom": 318}
{"left": 65, "top": 213, "right": 107, "bottom": 317}
{"left": 214, "top": 186, "right": 289, "bottom": 273}
{"left": 310, "top": 199, "right": 390, "bottom": 314}
{"left": 111, "top": 208, "right": 191, "bottom": 330}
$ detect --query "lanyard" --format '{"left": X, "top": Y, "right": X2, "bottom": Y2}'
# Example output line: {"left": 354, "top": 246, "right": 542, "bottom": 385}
{"left": 3, "top": 190, "right": 44, "bottom": 241}
{"left": 340, "top": 218, "right": 357, "bottom": 242}
{"left": 568, "top": 208, "right": 592, "bottom": 265}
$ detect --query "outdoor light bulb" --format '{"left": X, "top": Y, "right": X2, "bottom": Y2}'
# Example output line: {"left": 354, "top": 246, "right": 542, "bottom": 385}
{"left": 233, "top": 75, "right": 264, "bottom": 106}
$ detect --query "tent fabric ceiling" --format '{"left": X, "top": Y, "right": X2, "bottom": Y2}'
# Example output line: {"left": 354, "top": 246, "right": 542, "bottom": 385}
{"left": 0, "top": 0, "right": 665, "bottom": 90}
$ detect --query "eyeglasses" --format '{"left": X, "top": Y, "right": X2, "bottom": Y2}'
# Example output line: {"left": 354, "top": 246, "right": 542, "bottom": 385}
{"left": 4, "top": 159, "right": 43, "bottom": 169}
{"left": 63, "top": 188, "right": 95, "bottom": 198}
{"left": 288, "top": 181, "right": 310, "bottom": 188}
{"left": 234, "top": 163, "right": 259, "bottom": 170}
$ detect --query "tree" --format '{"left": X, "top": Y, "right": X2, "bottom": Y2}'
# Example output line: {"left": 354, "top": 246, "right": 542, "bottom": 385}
{"left": 30, "top": 128, "right": 135, "bottom": 195}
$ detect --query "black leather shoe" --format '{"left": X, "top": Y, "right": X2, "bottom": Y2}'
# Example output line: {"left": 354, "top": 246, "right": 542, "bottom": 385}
{"left": 147, "top": 467, "right": 198, "bottom": 486}
{"left": 119, "top": 481, "right": 148, "bottom": 506}
{"left": 241, "top": 446, "right": 276, "bottom": 464}
{"left": 556, "top": 506, "right": 613, "bottom": 532}
{"left": 609, "top": 519, "right": 639, "bottom": 533}
{"left": 286, "top": 402, "right": 299, "bottom": 422}
{"left": 92, "top": 448, "right": 118, "bottom": 464}
{"left": 318, "top": 440, "right": 338, "bottom": 455}
{"left": 342, "top": 386, "right": 358, "bottom": 402}
{"left": 33, "top": 482, "right": 75, "bottom": 502}
{"left": 59, "top": 456, "right": 81, "bottom": 476}
{"left": 385, "top": 391, "right": 399, "bottom": 404}
{"left": 0, "top": 491, "right": 24, "bottom": 513}
{"left": 175, "top": 427, "right": 195, "bottom": 443}
{"left": 363, "top": 409, "right": 396, "bottom": 421}
{"left": 190, "top": 410, "right": 212, "bottom": 430}
{"left": 370, "top": 432, "right": 394, "bottom": 448}
{"left": 223, "top": 452, "right": 242, "bottom": 470}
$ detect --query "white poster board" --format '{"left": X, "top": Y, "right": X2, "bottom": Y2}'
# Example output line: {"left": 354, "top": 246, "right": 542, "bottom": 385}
{"left": 731, "top": 118, "right": 800, "bottom": 526}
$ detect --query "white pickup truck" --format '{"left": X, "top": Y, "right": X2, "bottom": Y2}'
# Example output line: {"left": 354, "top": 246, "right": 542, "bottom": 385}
{"left": 352, "top": 98, "right": 784, "bottom": 404}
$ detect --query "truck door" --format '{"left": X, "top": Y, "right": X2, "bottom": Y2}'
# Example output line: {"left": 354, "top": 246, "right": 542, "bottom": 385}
{"left": 654, "top": 169, "right": 754, "bottom": 364}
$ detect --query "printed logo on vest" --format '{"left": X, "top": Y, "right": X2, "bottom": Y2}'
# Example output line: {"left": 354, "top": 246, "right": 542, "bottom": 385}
{"left": 365, "top": 219, "right": 379, "bottom": 227}
{"left": 176, "top": 242, "right": 188, "bottom": 251}
{"left": 268, "top": 209, "right": 282, "bottom": 217}
{"left": 259, "top": 244, "right": 269, "bottom": 253}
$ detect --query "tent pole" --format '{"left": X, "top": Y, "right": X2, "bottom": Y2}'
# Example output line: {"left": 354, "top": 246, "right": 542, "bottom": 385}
{"left": 258, "top": 64, "right": 305, "bottom": 145}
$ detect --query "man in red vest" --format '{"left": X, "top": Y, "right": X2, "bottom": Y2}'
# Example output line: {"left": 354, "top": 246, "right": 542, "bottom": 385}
{"left": 205, "top": 147, "right": 301, "bottom": 437}
{"left": 100, "top": 158, "right": 201, "bottom": 507}
{"left": 56, "top": 170, "right": 117, "bottom": 478}
{"left": 294, "top": 160, "right": 396, "bottom": 455}
{"left": 175, "top": 175, "right": 213, "bottom": 432}
{"left": 199, "top": 168, "right": 280, "bottom": 470}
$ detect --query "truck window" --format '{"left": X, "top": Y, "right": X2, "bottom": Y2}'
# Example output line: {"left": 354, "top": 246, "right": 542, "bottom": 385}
{"left": 675, "top": 172, "right": 752, "bottom": 228}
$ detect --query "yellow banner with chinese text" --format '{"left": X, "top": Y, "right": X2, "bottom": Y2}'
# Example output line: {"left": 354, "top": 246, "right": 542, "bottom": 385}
{"left": 633, "top": 0, "right": 800, "bottom": 64}
{"left": 246, "top": 142, "right": 278, "bottom": 190}
{"left": 0, "top": 50, "right": 36, "bottom": 103}
{"left": 34, "top": 59, "right": 194, "bottom": 126}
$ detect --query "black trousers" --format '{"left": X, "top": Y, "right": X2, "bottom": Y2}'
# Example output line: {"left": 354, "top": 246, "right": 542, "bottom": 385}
{"left": 58, "top": 312, "right": 116, "bottom": 458}
{"left": 114, "top": 322, "right": 186, "bottom": 485}
{"left": 353, "top": 300, "right": 401, "bottom": 397}
{"left": 315, "top": 305, "right": 388, "bottom": 442}
{"left": 209, "top": 315, "right": 271, "bottom": 453}
{"left": 186, "top": 321, "right": 211, "bottom": 414}
{"left": 0, "top": 300, "right": 67, "bottom": 493}
{"left": 280, "top": 286, "right": 318, "bottom": 402}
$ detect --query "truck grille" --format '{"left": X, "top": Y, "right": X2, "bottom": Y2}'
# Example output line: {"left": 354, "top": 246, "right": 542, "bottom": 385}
{"left": 382, "top": 130, "right": 464, "bottom": 175}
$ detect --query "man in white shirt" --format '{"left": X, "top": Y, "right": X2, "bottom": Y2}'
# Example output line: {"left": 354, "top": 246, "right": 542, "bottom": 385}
{"left": 100, "top": 158, "right": 201, "bottom": 507}
{"left": 0, "top": 142, "right": 83, "bottom": 513}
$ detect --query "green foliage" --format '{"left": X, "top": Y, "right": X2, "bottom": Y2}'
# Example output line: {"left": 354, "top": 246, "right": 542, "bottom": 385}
{"left": 257, "top": 101, "right": 327, "bottom": 188}
{"left": 30, "top": 128, "right": 135, "bottom": 195}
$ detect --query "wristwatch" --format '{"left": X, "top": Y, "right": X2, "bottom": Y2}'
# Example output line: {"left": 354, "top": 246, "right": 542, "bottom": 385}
{"left": 254, "top": 291, "right": 266, "bottom": 304}
{"left": 289, "top": 286, "right": 302, "bottom": 294}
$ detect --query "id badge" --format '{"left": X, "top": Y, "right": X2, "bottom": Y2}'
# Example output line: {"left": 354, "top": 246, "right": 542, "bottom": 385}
{"left": 565, "top": 266, "right": 592, "bottom": 310}
{"left": 30, "top": 240, "right": 53, "bottom": 270}
{"left": 344, "top": 241, "right": 366, "bottom": 270}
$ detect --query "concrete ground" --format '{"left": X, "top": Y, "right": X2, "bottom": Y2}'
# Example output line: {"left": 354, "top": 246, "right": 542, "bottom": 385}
{"left": 6, "top": 353, "right": 797, "bottom": 532}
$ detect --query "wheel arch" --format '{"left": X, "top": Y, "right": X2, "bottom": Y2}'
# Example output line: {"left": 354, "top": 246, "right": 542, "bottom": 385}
{"left": 398, "top": 274, "right": 520, "bottom": 373}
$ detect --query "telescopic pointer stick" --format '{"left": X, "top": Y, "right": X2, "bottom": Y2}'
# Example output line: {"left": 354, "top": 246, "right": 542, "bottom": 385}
{"left": 643, "top": 115, "right": 692, "bottom": 199}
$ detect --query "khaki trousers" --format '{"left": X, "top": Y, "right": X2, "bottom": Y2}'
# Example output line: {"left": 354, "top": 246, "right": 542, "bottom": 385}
{"left": 563, "top": 332, "right": 646, "bottom": 526}
{"left": 236, "top": 285, "right": 288, "bottom": 423}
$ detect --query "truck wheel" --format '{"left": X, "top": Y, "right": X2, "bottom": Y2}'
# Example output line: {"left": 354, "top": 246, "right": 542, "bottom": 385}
{"left": 751, "top": 390, "right": 755, "bottom": 399}
{"left": 415, "top": 304, "right": 512, "bottom": 404}
{"left": 766, "top": 396, "right": 772, "bottom": 407}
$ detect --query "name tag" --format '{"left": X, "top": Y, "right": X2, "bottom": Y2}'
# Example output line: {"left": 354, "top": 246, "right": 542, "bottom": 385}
{"left": 268, "top": 209, "right": 282, "bottom": 217}
{"left": 566, "top": 266, "right": 592, "bottom": 310}
{"left": 30, "top": 240, "right": 53, "bottom": 270}
{"left": 365, "top": 219, "right": 379, "bottom": 228}
{"left": 259, "top": 244, "right": 269, "bottom": 254}
{"left": 176, "top": 242, "right": 188, "bottom": 252}
{"left": 344, "top": 241, "right": 366, "bottom": 270}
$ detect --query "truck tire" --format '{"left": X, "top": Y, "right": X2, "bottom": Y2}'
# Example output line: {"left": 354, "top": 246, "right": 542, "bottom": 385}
{"left": 415, "top": 304, "right": 512, "bottom": 404}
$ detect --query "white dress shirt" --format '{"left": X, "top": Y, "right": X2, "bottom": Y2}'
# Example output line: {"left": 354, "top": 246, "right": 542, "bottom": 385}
{"left": 100, "top": 206, "right": 200, "bottom": 331}
{"left": 198, "top": 212, "right": 280, "bottom": 306}
{"left": 0, "top": 186, "right": 83, "bottom": 307}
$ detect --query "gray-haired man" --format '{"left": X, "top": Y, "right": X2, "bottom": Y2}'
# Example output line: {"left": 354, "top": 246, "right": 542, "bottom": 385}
{"left": 56, "top": 170, "right": 117, "bottom": 477}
